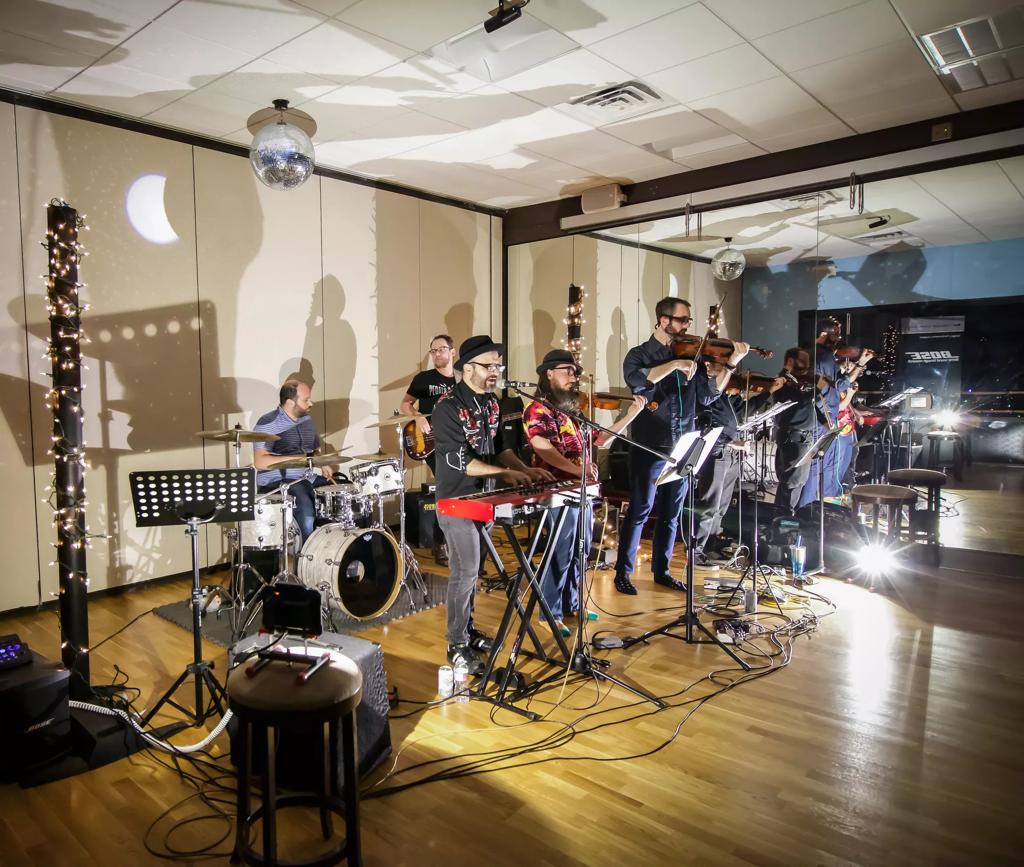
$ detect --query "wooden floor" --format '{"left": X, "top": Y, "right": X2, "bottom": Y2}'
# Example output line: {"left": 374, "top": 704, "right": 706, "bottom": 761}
{"left": 2, "top": 542, "right": 1023, "bottom": 866}
{"left": 940, "top": 461, "right": 1024, "bottom": 556}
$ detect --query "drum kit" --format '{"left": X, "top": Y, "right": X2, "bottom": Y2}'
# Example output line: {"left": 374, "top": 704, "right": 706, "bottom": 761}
{"left": 197, "top": 413, "right": 429, "bottom": 639}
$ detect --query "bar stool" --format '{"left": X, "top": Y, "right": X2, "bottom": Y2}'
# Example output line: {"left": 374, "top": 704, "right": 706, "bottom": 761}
{"left": 850, "top": 484, "right": 918, "bottom": 543}
{"left": 886, "top": 468, "right": 947, "bottom": 565}
{"left": 228, "top": 653, "right": 363, "bottom": 867}
{"left": 925, "top": 430, "right": 964, "bottom": 482}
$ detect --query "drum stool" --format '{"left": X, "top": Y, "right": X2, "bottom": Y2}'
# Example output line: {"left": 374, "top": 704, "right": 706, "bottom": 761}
{"left": 850, "top": 484, "right": 918, "bottom": 543}
{"left": 885, "top": 469, "right": 947, "bottom": 565}
{"left": 925, "top": 430, "right": 964, "bottom": 482}
{"left": 228, "top": 654, "right": 363, "bottom": 866}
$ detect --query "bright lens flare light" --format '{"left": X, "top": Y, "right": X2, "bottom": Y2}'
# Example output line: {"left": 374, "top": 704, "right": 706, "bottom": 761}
{"left": 933, "top": 409, "right": 960, "bottom": 428}
{"left": 856, "top": 543, "right": 899, "bottom": 577}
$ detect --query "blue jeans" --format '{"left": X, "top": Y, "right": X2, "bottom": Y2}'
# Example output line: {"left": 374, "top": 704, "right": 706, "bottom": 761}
{"left": 538, "top": 503, "right": 592, "bottom": 619}
{"left": 259, "top": 476, "right": 329, "bottom": 543}
{"left": 615, "top": 447, "right": 689, "bottom": 580}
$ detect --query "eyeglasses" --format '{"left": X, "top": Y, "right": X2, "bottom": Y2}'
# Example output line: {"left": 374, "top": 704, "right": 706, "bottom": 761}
{"left": 669, "top": 315, "right": 692, "bottom": 324}
{"left": 468, "top": 362, "right": 505, "bottom": 373}
{"left": 551, "top": 366, "right": 580, "bottom": 377}
{"left": 428, "top": 346, "right": 451, "bottom": 354}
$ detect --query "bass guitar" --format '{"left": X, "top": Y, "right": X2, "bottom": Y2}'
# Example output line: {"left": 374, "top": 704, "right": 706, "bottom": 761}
{"left": 402, "top": 408, "right": 526, "bottom": 462}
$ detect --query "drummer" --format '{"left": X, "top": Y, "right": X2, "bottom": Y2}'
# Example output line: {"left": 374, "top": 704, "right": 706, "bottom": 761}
{"left": 253, "top": 379, "right": 334, "bottom": 543}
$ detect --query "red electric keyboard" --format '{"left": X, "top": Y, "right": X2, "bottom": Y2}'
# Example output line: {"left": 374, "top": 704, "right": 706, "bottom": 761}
{"left": 438, "top": 480, "right": 601, "bottom": 524}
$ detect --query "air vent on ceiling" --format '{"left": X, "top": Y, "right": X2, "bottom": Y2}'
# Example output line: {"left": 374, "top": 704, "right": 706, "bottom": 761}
{"left": 920, "top": 6, "right": 1024, "bottom": 94}
{"left": 859, "top": 228, "right": 923, "bottom": 247}
{"left": 779, "top": 190, "right": 844, "bottom": 210}
{"left": 559, "top": 81, "right": 666, "bottom": 124}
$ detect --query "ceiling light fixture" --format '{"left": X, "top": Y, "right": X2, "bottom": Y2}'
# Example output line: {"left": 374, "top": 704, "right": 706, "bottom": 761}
{"left": 711, "top": 237, "right": 747, "bottom": 281}
{"left": 485, "top": 0, "right": 529, "bottom": 33}
{"left": 246, "top": 99, "right": 317, "bottom": 191}
{"left": 867, "top": 215, "right": 890, "bottom": 229}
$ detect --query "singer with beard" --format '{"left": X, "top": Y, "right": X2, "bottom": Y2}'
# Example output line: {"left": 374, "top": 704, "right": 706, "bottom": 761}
{"left": 524, "top": 350, "right": 645, "bottom": 632}
{"left": 432, "top": 335, "right": 553, "bottom": 676}
{"left": 253, "top": 379, "right": 334, "bottom": 544}
{"left": 614, "top": 297, "right": 745, "bottom": 595}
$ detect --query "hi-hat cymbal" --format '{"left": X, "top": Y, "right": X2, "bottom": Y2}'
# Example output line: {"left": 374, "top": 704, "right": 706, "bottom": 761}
{"left": 197, "top": 428, "right": 279, "bottom": 443}
{"left": 271, "top": 453, "right": 353, "bottom": 469}
{"left": 353, "top": 450, "right": 399, "bottom": 461}
{"left": 365, "top": 413, "right": 420, "bottom": 429}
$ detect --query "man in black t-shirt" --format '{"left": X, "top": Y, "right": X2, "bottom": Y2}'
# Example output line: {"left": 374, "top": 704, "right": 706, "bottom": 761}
{"left": 432, "top": 335, "right": 552, "bottom": 675}
{"left": 400, "top": 334, "right": 457, "bottom": 562}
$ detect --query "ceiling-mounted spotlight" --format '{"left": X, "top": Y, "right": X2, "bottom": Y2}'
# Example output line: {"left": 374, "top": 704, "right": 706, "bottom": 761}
{"left": 246, "top": 98, "right": 317, "bottom": 191}
{"left": 484, "top": 0, "right": 529, "bottom": 33}
{"left": 867, "top": 214, "right": 890, "bottom": 230}
{"left": 711, "top": 237, "right": 747, "bottom": 281}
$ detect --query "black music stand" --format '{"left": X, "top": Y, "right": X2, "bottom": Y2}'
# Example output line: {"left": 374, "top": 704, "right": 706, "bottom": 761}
{"left": 129, "top": 468, "right": 256, "bottom": 727}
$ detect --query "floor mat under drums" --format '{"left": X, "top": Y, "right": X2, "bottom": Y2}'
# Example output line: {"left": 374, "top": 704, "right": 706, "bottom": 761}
{"left": 153, "top": 569, "right": 449, "bottom": 649}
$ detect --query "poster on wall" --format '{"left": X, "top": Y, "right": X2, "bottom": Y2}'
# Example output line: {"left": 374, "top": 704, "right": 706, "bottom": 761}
{"left": 899, "top": 316, "right": 964, "bottom": 405}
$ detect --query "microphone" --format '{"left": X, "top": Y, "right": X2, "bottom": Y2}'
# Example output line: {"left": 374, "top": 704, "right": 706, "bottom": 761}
{"left": 497, "top": 378, "right": 536, "bottom": 390}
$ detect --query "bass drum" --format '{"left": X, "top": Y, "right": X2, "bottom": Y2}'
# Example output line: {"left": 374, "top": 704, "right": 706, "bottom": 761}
{"left": 298, "top": 524, "right": 401, "bottom": 620}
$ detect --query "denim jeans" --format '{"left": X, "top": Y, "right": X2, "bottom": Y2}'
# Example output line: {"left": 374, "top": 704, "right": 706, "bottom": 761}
{"left": 259, "top": 475, "right": 329, "bottom": 544}
{"left": 537, "top": 503, "right": 592, "bottom": 620}
{"left": 437, "top": 513, "right": 487, "bottom": 646}
{"left": 615, "top": 447, "right": 689, "bottom": 580}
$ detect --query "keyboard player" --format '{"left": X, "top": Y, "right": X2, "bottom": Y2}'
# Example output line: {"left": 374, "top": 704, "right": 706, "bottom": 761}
{"left": 432, "top": 335, "right": 553, "bottom": 676}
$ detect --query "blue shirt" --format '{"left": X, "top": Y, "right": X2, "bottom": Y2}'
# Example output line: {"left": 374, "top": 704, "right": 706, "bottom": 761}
{"left": 815, "top": 350, "right": 851, "bottom": 428}
{"left": 624, "top": 334, "right": 719, "bottom": 450}
{"left": 253, "top": 407, "right": 322, "bottom": 487}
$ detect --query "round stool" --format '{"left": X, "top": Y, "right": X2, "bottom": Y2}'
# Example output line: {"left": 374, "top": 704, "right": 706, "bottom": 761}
{"left": 886, "top": 468, "right": 947, "bottom": 564}
{"left": 851, "top": 484, "right": 918, "bottom": 542}
{"left": 228, "top": 653, "right": 363, "bottom": 867}
{"left": 925, "top": 430, "right": 964, "bottom": 482}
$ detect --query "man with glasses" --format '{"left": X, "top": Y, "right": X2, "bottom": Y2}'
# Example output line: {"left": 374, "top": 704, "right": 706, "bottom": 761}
{"left": 400, "top": 334, "right": 457, "bottom": 564}
{"left": 525, "top": 349, "right": 644, "bottom": 632}
{"left": 614, "top": 297, "right": 746, "bottom": 595}
{"left": 432, "top": 335, "right": 553, "bottom": 675}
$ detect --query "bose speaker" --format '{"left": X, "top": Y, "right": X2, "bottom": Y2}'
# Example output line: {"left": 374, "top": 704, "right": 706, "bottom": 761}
{"left": 581, "top": 183, "right": 626, "bottom": 215}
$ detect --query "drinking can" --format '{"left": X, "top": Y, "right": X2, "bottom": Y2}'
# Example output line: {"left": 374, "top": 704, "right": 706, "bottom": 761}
{"left": 437, "top": 664, "right": 454, "bottom": 699}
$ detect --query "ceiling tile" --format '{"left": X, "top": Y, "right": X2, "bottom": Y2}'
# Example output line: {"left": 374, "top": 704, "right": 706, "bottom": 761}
{"left": 753, "top": 0, "right": 907, "bottom": 73}
{"left": 676, "top": 141, "right": 767, "bottom": 169}
{"left": 704, "top": 0, "right": 867, "bottom": 41}
{"left": 414, "top": 84, "right": 541, "bottom": 129}
{"left": 201, "top": 58, "right": 339, "bottom": 108}
{"left": 588, "top": 4, "right": 744, "bottom": 77}
{"left": 913, "top": 162, "right": 1024, "bottom": 239}
{"left": 159, "top": 0, "right": 326, "bottom": 55}
{"left": 997, "top": 156, "right": 1024, "bottom": 196}
{"left": 314, "top": 109, "right": 466, "bottom": 164}
{"left": 497, "top": 48, "right": 634, "bottom": 108}
{"left": 528, "top": 0, "right": 696, "bottom": 46}
{"left": 755, "top": 119, "right": 854, "bottom": 152}
{"left": 146, "top": 88, "right": 268, "bottom": 136}
{"left": 953, "top": 78, "right": 1024, "bottom": 111}
{"left": 601, "top": 105, "right": 733, "bottom": 150}
{"left": 791, "top": 38, "right": 958, "bottom": 132}
{"left": 263, "top": 19, "right": 413, "bottom": 84}
{"left": 647, "top": 43, "right": 782, "bottom": 105}
{"left": 53, "top": 63, "right": 188, "bottom": 114}
{"left": 0, "top": 31, "right": 97, "bottom": 92}
{"left": 688, "top": 76, "right": 843, "bottom": 143}
{"left": 290, "top": 0, "right": 361, "bottom": 15}
{"left": 337, "top": 0, "right": 490, "bottom": 52}
{"left": 306, "top": 88, "right": 412, "bottom": 140}
{"left": 525, "top": 128, "right": 678, "bottom": 179}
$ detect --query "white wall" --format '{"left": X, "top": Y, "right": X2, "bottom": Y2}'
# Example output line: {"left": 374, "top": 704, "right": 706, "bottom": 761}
{"left": 0, "top": 103, "right": 500, "bottom": 613}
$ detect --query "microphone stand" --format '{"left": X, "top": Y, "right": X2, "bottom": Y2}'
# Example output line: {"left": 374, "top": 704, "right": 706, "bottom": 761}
{"left": 501, "top": 383, "right": 667, "bottom": 709}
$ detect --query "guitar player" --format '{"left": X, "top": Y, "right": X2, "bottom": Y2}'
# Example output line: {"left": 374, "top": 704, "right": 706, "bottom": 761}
{"left": 400, "top": 334, "right": 458, "bottom": 564}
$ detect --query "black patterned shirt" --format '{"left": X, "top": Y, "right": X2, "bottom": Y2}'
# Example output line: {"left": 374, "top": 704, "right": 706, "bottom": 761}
{"left": 432, "top": 380, "right": 506, "bottom": 500}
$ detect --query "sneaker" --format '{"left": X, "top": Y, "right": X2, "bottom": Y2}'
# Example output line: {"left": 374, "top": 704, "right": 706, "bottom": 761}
{"left": 447, "top": 643, "right": 485, "bottom": 677}
{"left": 614, "top": 574, "right": 638, "bottom": 595}
{"left": 692, "top": 550, "right": 713, "bottom": 567}
{"left": 653, "top": 575, "right": 688, "bottom": 592}
{"left": 467, "top": 627, "right": 493, "bottom": 654}
{"left": 433, "top": 543, "right": 449, "bottom": 566}
{"left": 552, "top": 619, "right": 571, "bottom": 638}
{"left": 567, "top": 608, "right": 599, "bottom": 622}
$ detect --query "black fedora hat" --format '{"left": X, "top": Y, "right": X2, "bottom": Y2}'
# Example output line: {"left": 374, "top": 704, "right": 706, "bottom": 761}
{"left": 454, "top": 334, "right": 505, "bottom": 371}
{"left": 536, "top": 349, "right": 582, "bottom": 377}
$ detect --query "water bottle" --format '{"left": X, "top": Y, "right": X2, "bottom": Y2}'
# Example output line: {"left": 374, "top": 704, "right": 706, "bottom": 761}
{"left": 453, "top": 661, "right": 469, "bottom": 703}
{"left": 437, "top": 665, "right": 454, "bottom": 699}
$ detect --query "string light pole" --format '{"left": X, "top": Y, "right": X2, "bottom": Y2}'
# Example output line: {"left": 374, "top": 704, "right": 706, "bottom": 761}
{"left": 44, "top": 198, "right": 91, "bottom": 697}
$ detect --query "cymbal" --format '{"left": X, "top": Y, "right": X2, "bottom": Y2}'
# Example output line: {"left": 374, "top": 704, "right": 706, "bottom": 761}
{"left": 272, "top": 453, "right": 353, "bottom": 469}
{"left": 353, "top": 450, "right": 399, "bottom": 461}
{"left": 197, "top": 428, "right": 279, "bottom": 443}
{"left": 365, "top": 413, "right": 420, "bottom": 429}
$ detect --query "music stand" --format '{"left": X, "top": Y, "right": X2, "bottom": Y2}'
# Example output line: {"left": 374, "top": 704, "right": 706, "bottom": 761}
{"left": 129, "top": 468, "right": 256, "bottom": 727}
{"left": 792, "top": 424, "right": 842, "bottom": 579}
{"left": 876, "top": 387, "right": 924, "bottom": 473}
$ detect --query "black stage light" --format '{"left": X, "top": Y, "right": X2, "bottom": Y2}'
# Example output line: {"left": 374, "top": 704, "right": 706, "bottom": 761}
{"left": 867, "top": 214, "right": 890, "bottom": 229}
{"left": 485, "top": 0, "right": 528, "bottom": 33}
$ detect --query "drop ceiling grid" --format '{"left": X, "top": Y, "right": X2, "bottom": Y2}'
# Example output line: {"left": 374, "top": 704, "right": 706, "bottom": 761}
{"left": 912, "top": 163, "right": 1024, "bottom": 242}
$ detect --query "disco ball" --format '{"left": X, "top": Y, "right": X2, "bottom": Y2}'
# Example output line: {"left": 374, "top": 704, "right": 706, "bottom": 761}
{"left": 711, "top": 244, "right": 746, "bottom": 281}
{"left": 249, "top": 121, "right": 315, "bottom": 191}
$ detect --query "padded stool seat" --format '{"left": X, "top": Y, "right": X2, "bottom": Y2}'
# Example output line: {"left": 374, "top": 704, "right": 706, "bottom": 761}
{"left": 925, "top": 430, "right": 964, "bottom": 481}
{"left": 886, "top": 469, "right": 947, "bottom": 564}
{"left": 885, "top": 468, "right": 947, "bottom": 488}
{"left": 228, "top": 654, "right": 363, "bottom": 867}
{"left": 851, "top": 484, "right": 917, "bottom": 542}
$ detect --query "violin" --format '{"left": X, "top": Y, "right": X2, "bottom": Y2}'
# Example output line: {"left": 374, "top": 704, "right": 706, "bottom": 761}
{"left": 834, "top": 344, "right": 875, "bottom": 360}
{"left": 672, "top": 333, "right": 773, "bottom": 364}
{"left": 724, "top": 368, "right": 779, "bottom": 396}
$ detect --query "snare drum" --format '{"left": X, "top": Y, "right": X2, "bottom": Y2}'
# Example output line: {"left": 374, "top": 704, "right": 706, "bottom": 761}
{"left": 350, "top": 458, "right": 403, "bottom": 498}
{"left": 298, "top": 524, "right": 401, "bottom": 620}
{"left": 239, "top": 494, "right": 299, "bottom": 551}
{"left": 314, "top": 482, "right": 366, "bottom": 528}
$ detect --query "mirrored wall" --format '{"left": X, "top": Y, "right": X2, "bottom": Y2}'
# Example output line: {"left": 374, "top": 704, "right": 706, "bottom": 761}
{"left": 506, "top": 156, "right": 1024, "bottom": 557}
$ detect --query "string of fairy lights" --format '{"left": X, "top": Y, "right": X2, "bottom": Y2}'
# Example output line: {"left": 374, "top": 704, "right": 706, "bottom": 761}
{"left": 563, "top": 282, "right": 585, "bottom": 362}
{"left": 42, "top": 198, "right": 93, "bottom": 686}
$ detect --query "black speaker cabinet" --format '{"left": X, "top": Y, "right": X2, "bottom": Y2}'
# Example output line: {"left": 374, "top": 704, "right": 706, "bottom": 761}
{"left": 404, "top": 489, "right": 438, "bottom": 548}
{"left": 0, "top": 652, "right": 72, "bottom": 782}
{"left": 229, "top": 631, "right": 392, "bottom": 790}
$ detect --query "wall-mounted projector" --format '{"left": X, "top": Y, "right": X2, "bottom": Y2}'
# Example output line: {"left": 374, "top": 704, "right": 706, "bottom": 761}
{"left": 581, "top": 183, "right": 626, "bottom": 215}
